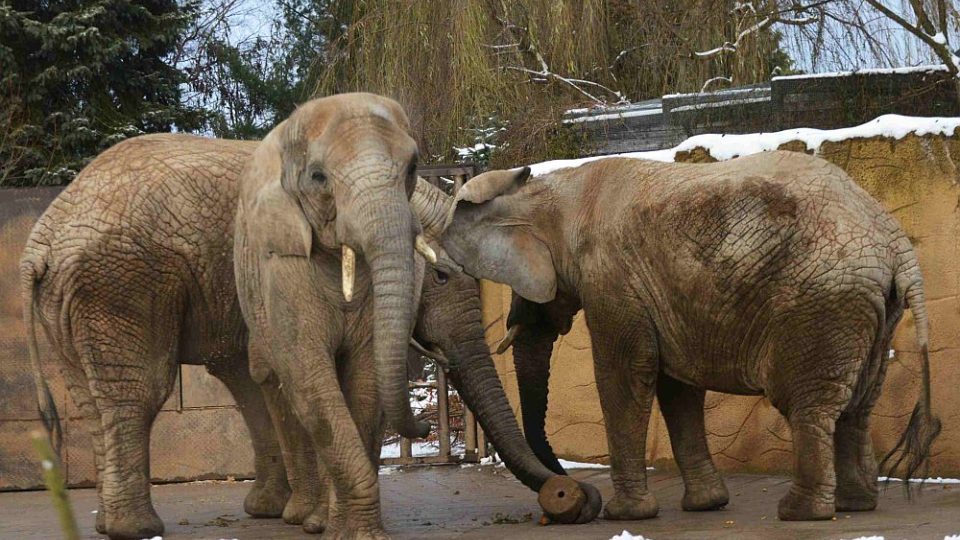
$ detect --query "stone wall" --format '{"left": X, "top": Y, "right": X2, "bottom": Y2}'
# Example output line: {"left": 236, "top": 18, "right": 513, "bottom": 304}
{"left": 481, "top": 132, "right": 960, "bottom": 476}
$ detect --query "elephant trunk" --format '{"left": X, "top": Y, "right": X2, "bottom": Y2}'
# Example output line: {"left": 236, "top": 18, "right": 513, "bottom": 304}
{"left": 444, "top": 298, "right": 601, "bottom": 523}
{"left": 512, "top": 326, "right": 566, "bottom": 475}
{"left": 357, "top": 189, "right": 430, "bottom": 440}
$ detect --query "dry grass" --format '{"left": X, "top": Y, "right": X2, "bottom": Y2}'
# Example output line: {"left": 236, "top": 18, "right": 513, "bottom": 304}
{"left": 312, "top": 0, "right": 788, "bottom": 166}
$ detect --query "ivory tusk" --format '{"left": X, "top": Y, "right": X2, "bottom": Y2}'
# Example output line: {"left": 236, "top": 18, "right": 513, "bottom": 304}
{"left": 342, "top": 244, "right": 355, "bottom": 302}
{"left": 495, "top": 324, "right": 521, "bottom": 355}
{"left": 410, "top": 338, "right": 450, "bottom": 371}
{"left": 414, "top": 235, "right": 437, "bottom": 264}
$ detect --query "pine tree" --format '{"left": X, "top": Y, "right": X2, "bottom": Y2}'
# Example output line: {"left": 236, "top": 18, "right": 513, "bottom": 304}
{"left": 0, "top": 0, "right": 204, "bottom": 186}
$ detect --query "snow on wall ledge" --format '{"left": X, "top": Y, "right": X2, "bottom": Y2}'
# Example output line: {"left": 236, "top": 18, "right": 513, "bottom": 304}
{"left": 529, "top": 114, "right": 960, "bottom": 176}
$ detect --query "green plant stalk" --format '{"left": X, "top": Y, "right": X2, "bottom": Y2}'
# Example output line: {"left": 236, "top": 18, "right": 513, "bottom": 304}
{"left": 31, "top": 430, "right": 79, "bottom": 540}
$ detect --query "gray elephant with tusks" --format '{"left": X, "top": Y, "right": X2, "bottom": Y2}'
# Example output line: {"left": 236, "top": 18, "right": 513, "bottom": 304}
{"left": 21, "top": 93, "right": 599, "bottom": 540}
{"left": 428, "top": 153, "right": 941, "bottom": 522}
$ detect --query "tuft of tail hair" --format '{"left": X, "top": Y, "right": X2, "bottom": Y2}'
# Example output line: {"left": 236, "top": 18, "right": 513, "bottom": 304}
{"left": 21, "top": 257, "right": 63, "bottom": 457}
{"left": 879, "top": 262, "right": 942, "bottom": 498}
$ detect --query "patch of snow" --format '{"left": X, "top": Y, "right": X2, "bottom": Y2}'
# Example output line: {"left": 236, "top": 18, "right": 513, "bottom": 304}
{"left": 932, "top": 32, "right": 947, "bottom": 45}
{"left": 671, "top": 115, "right": 960, "bottom": 161}
{"left": 663, "top": 87, "right": 769, "bottom": 99}
{"left": 557, "top": 459, "right": 609, "bottom": 469}
{"left": 944, "top": 535, "right": 960, "bottom": 540}
{"left": 773, "top": 64, "right": 948, "bottom": 80}
{"left": 878, "top": 476, "right": 960, "bottom": 484}
{"left": 670, "top": 95, "right": 769, "bottom": 113}
{"left": 91, "top": 510, "right": 98, "bottom": 514}
{"left": 610, "top": 531, "right": 651, "bottom": 540}
{"left": 380, "top": 441, "right": 452, "bottom": 459}
{"left": 41, "top": 460, "right": 53, "bottom": 471}
{"left": 841, "top": 537, "right": 884, "bottom": 540}
{"left": 532, "top": 114, "right": 960, "bottom": 176}
{"left": 141, "top": 537, "right": 163, "bottom": 540}
{"left": 379, "top": 466, "right": 400, "bottom": 476}
{"left": 563, "top": 107, "right": 663, "bottom": 124}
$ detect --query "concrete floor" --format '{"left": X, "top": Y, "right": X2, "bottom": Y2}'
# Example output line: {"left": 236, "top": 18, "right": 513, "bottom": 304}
{"left": 2, "top": 466, "right": 959, "bottom": 539}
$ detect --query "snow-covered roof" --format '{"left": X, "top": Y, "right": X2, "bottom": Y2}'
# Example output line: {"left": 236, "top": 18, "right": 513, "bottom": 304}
{"left": 529, "top": 114, "right": 960, "bottom": 177}
{"left": 772, "top": 63, "right": 949, "bottom": 81}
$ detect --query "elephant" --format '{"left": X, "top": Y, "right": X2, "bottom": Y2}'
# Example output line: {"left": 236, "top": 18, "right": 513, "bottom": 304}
{"left": 429, "top": 152, "right": 941, "bottom": 522}
{"left": 21, "top": 94, "right": 598, "bottom": 539}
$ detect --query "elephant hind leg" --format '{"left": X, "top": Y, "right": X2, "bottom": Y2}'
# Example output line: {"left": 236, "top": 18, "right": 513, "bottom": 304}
{"left": 208, "top": 356, "right": 290, "bottom": 518}
{"left": 770, "top": 323, "right": 872, "bottom": 521}
{"left": 657, "top": 374, "right": 728, "bottom": 511}
{"left": 76, "top": 321, "right": 177, "bottom": 540}
{"left": 834, "top": 327, "right": 893, "bottom": 512}
{"left": 60, "top": 355, "right": 107, "bottom": 533}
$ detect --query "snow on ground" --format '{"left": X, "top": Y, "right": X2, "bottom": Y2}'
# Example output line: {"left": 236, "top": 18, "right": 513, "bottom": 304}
{"left": 840, "top": 536, "right": 884, "bottom": 540}
{"left": 944, "top": 535, "right": 960, "bottom": 540}
{"left": 609, "top": 531, "right": 652, "bottom": 540}
{"left": 380, "top": 441, "right": 465, "bottom": 459}
{"left": 529, "top": 114, "right": 960, "bottom": 177}
{"left": 557, "top": 458, "right": 609, "bottom": 469}
{"left": 877, "top": 476, "right": 960, "bottom": 484}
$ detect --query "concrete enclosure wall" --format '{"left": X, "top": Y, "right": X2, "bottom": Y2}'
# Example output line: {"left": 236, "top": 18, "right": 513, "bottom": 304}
{"left": 482, "top": 132, "right": 960, "bottom": 476}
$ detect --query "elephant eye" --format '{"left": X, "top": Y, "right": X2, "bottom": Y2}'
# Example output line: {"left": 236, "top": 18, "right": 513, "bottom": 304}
{"left": 434, "top": 270, "right": 449, "bottom": 285}
{"left": 407, "top": 160, "right": 417, "bottom": 178}
{"left": 311, "top": 170, "right": 327, "bottom": 184}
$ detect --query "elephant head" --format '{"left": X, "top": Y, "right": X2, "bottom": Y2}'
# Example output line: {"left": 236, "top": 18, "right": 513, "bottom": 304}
{"left": 409, "top": 178, "right": 601, "bottom": 524}
{"left": 242, "top": 93, "right": 434, "bottom": 438}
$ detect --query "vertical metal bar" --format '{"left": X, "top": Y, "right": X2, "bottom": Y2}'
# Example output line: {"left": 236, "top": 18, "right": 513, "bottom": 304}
{"left": 477, "top": 424, "right": 487, "bottom": 459}
{"left": 437, "top": 369, "right": 451, "bottom": 458}
{"left": 464, "top": 406, "right": 477, "bottom": 460}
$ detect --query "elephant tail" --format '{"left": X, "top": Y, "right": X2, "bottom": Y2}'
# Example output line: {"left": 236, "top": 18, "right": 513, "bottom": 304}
{"left": 879, "top": 247, "right": 941, "bottom": 494}
{"left": 20, "top": 253, "right": 63, "bottom": 457}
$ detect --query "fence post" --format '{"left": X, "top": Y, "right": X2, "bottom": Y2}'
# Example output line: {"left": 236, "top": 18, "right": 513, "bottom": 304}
{"left": 464, "top": 406, "right": 477, "bottom": 461}
{"left": 437, "top": 369, "right": 451, "bottom": 458}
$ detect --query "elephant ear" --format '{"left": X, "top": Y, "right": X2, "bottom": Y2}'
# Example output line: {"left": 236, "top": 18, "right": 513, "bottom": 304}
{"left": 441, "top": 166, "right": 557, "bottom": 303}
{"left": 248, "top": 172, "right": 313, "bottom": 258}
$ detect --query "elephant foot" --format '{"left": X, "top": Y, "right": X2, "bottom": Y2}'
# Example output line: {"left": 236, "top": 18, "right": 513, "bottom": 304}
{"left": 835, "top": 485, "right": 878, "bottom": 512}
{"left": 283, "top": 492, "right": 318, "bottom": 525}
{"left": 777, "top": 488, "right": 834, "bottom": 521}
{"left": 303, "top": 505, "right": 330, "bottom": 534}
{"left": 319, "top": 524, "right": 389, "bottom": 540}
{"left": 244, "top": 478, "right": 291, "bottom": 518}
{"left": 682, "top": 480, "right": 729, "bottom": 511}
{"left": 603, "top": 491, "right": 659, "bottom": 520}
{"left": 95, "top": 506, "right": 106, "bottom": 534}
{"left": 104, "top": 505, "right": 164, "bottom": 540}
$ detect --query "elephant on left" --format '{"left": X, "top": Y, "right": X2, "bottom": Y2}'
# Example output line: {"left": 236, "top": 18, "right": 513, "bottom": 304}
{"left": 20, "top": 134, "right": 290, "bottom": 540}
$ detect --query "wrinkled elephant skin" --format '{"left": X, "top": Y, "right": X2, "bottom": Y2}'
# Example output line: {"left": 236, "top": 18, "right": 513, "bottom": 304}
{"left": 438, "top": 153, "right": 941, "bottom": 522}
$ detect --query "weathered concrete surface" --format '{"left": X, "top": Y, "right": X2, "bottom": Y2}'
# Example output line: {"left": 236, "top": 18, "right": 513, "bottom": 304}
{"left": 2, "top": 467, "right": 958, "bottom": 539}
{"left": 482, "top": 133, "right": 960, "bottom": 475}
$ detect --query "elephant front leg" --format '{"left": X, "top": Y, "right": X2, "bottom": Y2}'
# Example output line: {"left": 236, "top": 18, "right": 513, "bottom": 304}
{"left": 259, "top": 372, "right": 325, "bottom": 526}
{"left": 210, "top": 357, "right": 291, "bottom": 518}
{"left": 657, "top": 374, "right": 729, "bottom": 511}
{"left": 282, "top": 359, "right": 387, "bottom": 539}
{"left": 589, "top": 316, "right": 660, "bottom": 521}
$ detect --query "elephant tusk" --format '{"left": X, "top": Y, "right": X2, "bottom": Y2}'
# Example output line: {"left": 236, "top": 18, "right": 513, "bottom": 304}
{"left": 342, "top": 244, "right": 355, "bottom": 302}
{"left": 414, "top": 235, "right": 437, "bottom": 264}
{"left": 410, "top": 338, "right": 450, "bottom": 371}
{"left": 495, "top": 324, "right": 521, "bottom": 355}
